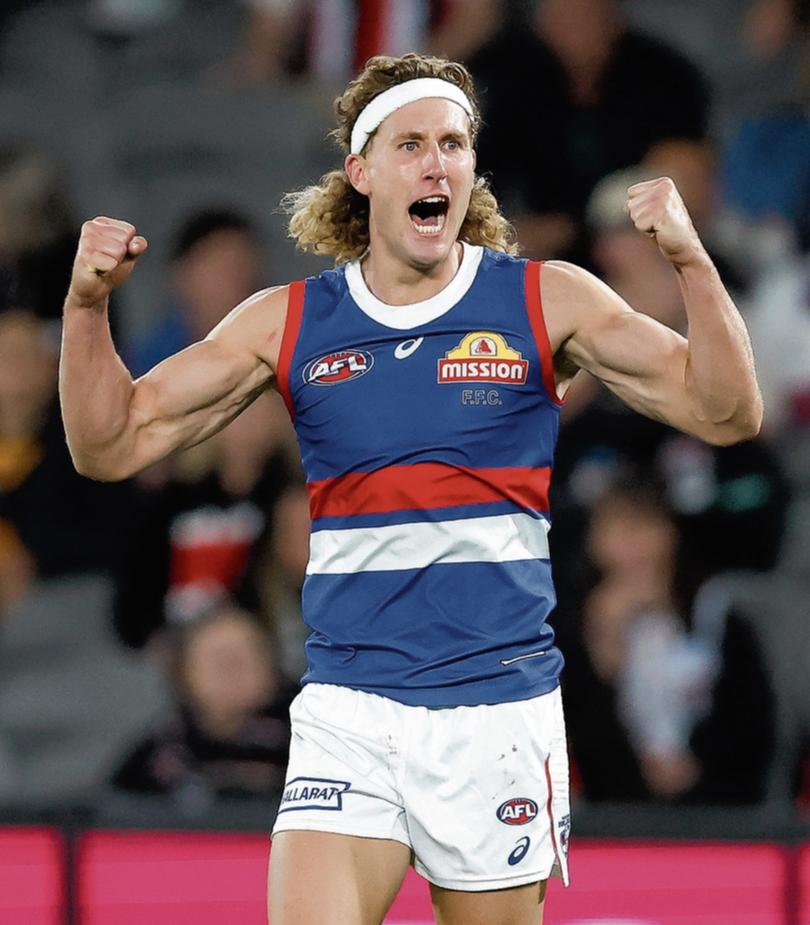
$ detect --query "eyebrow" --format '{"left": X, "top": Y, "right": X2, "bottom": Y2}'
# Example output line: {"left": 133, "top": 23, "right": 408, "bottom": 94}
{"left": 391, "top": 130, "right": 469, "bottom": 144}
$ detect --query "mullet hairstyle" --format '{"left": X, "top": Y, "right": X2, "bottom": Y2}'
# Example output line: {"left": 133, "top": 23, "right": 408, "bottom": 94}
{"left": 282, "top": 52, "right": 518, "bottom": 263}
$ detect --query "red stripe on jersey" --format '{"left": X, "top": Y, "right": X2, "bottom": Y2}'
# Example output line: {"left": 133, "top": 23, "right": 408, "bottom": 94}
{"left": 525, "top": 261, "right": 563, "bottom": 407}
{"left": 307, "top": 462, "right": 551, "bottom": 519}
{"left": 276, "top": 281, "right": 306, "bottom": 421}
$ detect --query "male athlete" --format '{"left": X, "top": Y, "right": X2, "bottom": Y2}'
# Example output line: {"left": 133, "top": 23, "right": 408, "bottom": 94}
{"left": 60, "top": 54, "right": 761, "bottom": 925}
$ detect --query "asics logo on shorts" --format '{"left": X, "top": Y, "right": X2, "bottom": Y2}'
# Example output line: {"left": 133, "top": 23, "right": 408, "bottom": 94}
{"left": 507, "top": 836, "right": 531, "bottom": 866}
{"left": 278, "top": 776, "right": 351, "bottom": 813}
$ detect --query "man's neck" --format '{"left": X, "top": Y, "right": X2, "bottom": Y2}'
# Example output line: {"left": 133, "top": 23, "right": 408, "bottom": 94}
{"left": 360, "top": 240, "right": 463, "bottom": 306}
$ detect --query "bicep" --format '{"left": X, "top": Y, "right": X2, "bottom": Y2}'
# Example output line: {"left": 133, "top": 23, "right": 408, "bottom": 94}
{"left": 545, "top": 261, "right": 704, "bottom": 436}
{"left": 125, "top": 287, "right": 286, "bottom": 469}
{"left": 131, "top": 336, "right": 271, "bottom": 458}
{"left": 568, "top": 308, "right": 691, "bottom": 425}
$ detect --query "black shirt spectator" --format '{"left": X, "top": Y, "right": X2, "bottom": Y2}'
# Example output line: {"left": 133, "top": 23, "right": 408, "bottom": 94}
{"left": 0, "top": 310, "right": 136, "bottom": 580}
{"left": 113, "top": 394, "right": 298, "bottom": 649}
{"left": 470, "top": 0, "right": 708, "bottom": 257}
{"left": 113, "top": 604, "right": 296, "bottom": 803}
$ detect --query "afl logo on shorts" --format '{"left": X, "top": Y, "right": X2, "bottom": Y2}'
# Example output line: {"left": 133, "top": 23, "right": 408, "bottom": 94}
{"left": 303, "top": 350, "right": 374, "bottom": 386}
{"left": 497, "top": 797, "right": 539, "bottom": 825}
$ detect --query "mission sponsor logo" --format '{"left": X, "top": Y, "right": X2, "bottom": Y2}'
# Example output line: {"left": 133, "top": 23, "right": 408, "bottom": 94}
{"left": 303, "top": 350, "right": 374, "bottom": 385}
{"left": 497, "top": 797, "right": 539, "bottom": 825}
{"left": 438, "top": 332, "right": 528, "bottom": 384}
{"left": 277, "top": 777, "right": 351, "bottom": 813}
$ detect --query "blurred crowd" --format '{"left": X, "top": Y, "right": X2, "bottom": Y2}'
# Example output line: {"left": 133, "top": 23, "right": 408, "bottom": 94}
{"left": 0, "top": 0, "right": 809, "bottom": 823}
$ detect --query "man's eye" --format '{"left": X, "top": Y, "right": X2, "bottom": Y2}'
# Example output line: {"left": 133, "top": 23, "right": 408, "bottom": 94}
{"left": 445, "top": 141, "right": 459, "bottom": 150}
{"left": 402, "top": 141, "right": 418, "bottom": 151}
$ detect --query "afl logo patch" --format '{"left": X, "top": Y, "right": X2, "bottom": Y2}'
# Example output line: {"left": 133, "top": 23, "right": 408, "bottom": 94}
{"left": 497, "top": 798, "right": 539, "bottom": 825}
{"left": 303, "top": 350, "right": 374, "bottom": 386}
{"left": 438, "top": 331, "right": 528, "bottom": 384}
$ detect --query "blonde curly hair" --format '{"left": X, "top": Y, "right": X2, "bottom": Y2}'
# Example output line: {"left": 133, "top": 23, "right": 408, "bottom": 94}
{"left": 283, "top": 53, "right": 517, "bottom": 263}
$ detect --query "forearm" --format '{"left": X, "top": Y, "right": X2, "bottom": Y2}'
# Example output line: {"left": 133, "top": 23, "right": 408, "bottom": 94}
{"left": 59, "top": 296, "right": 137, "bottom": 480}
{"left": 678, "top": 253, "right": 763, "bottom": 439}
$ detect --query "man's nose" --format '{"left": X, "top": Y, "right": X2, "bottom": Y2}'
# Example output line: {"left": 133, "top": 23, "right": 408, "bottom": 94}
{"left": 422, "top": 142, "right": 447, "bottom": 180}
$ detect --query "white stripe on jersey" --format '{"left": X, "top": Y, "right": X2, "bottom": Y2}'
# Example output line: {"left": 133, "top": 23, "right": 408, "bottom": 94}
{"left": 307, "top": 512, "right": 550, "bottom": 575}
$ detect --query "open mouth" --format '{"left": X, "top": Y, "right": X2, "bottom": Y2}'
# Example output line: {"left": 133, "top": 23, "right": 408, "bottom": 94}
{"left": 408, "top": 195, "right": 449, "bottom": 236}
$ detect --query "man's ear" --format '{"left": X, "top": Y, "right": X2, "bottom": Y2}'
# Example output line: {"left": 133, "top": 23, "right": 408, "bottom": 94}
{"left": 345, "top": 153, "right": 371, "bottom": 196}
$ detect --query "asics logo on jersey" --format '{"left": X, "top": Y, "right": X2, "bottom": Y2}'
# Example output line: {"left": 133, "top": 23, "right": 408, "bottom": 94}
{"left": 303, "top": 350, "right": 374, "bottom": 385}
{"left": 497, "top": 797, "right": 538, "bottom": 825}
{"left": 394, "top": 337, "right": 424, "bottom": 359}
{"left": 438, "top": 331, "right": 529, "bottom": 384}
{"left": 277, "top": 777, "right": 351, "bottom": 812}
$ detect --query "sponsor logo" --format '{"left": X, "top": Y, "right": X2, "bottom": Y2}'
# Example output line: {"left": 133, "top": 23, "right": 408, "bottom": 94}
{"left": 508, "top": 836, "right": 531, "bottom": 866}
{"left": 303, "top": 350, "right": 374, "bottom": 385}
{"left": 277, "top": 777, "right": 351, "bottom": 813}
{"left": 438, "top": 332, "right": 528, "bottom": 384}
{"left": 394, "top": 337, "right": 424, "bottom": 360}
{"left": 497, "top": 797, "right": 539, "bottom": 825}
{"left": 558, "top": 813, "right": 571, "bottom": 857}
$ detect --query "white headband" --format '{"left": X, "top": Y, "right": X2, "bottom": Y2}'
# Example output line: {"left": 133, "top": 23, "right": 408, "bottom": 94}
{"left": 350, "top": 77, "right": 475, "bottom": 155}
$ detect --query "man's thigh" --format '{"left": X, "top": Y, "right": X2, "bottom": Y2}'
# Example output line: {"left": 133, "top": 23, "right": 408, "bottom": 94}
{"left": 268, "top": 830, "right": 411, "bottom": 925}
{"left": 406, "top": 687, "right": 570, "bottom": 892}
{"left": 431, "top": 879, "right": 547, "bottom": 925}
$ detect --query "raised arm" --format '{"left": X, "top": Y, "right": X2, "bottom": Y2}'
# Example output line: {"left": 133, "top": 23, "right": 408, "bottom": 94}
{"left": 59, "top": 217, "right": 289, "bottom": 481}
{"left": 543, "top": 178, "right": 763, "bottom": 446}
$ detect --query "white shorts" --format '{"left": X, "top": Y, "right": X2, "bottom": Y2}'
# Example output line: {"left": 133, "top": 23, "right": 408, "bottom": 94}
{"left": 272, "top": 683, "right": 570, "bottom": 892}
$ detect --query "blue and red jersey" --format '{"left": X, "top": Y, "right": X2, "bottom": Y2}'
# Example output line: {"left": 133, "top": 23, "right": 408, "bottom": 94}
{"left": 277, "top": 243, "right": 564, "bottom": 706}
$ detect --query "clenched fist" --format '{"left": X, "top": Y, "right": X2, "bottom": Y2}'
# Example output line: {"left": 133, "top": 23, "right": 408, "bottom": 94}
{"left": 626, "top": 177, "right": 706, "bottom": 269}
{"left": 68, "top": 217, "right": 148, "bottom": 308}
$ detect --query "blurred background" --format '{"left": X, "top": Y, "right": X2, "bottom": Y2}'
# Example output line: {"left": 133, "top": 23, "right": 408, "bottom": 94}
{"left": 1, "top": 0, "right": 810, "bottom": 921}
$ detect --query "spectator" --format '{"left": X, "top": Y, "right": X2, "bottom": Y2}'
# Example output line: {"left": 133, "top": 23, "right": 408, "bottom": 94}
{"left": 0, "top": 146, "right": 79, "bottom": 321}
{"left": 715, "top": 1, "right": 810, "bottom": 258}
{"left": 114, "top": 392, "right": 298, "bottom": 650}
{"left": 112, "top": 603, "right": 295, "bottom": 808}
{"left": 470, "top": 0, "right": 709, "bottom": 259}
{"left": 560, "top": 480, "right": 775, "bottom": 804}
{"left": 126, "top": 208, "right": 264, "bottom": 377}
{"left": 718, "top": 0, "right": 810, "bottom": 128}
{"left": 722, "top": 110, "right": 810, "bottom": 255}
{"left": 0, "top": 309, "right": 136, "bottom": 579}
{"left": 742, "top": 248, "right": 810, "bottom": 435}
{"left": 552, "top": 385, "right": 789, "bottom": 607}
{"left": 216, "top": 1, "right": 504, "bottom": 86}
{"left": 0, "top": 519, "right": 34, "bottom": 619}
{"left": 210, "top": 0, "right": 301, "bottom": 85}
{"left": 426, "top": 0, "right": 503, "bottom": 64}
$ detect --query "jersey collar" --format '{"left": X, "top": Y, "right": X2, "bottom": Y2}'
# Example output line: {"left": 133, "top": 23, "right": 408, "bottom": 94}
{"left": 345, "top": 242, "right": 483, "bottom": 330}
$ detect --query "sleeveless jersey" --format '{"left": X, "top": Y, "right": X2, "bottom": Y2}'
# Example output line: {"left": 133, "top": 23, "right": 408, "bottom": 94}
{"left": 277, "top": 243, "right": 564, "bottom": 707}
